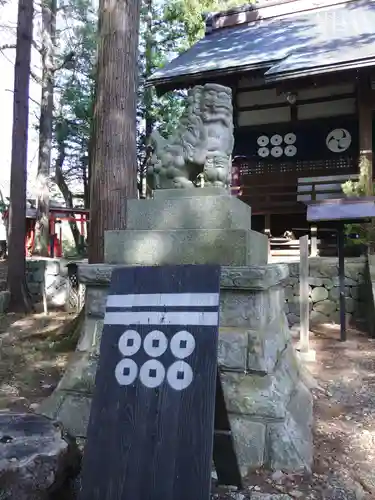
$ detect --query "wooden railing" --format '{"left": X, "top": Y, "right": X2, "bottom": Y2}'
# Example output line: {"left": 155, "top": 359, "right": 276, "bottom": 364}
{"left": 232, "top": 173, "right": 360, "bottom": 215}
{"left": 297, "top": 174, "right": 359, "bottom": 203}
{"left": 236, "top": 183, "right": 302, "bottom": 215}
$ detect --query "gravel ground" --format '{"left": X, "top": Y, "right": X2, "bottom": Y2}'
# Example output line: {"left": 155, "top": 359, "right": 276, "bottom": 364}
{"left": 211, "top": 324, "right": 375, "bottom": 500}
{"left": 1, "top": 261, "right": 375, "bottom": 500}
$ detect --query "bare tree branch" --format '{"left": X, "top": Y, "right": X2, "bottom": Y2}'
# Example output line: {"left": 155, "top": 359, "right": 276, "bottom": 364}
{"left": 31, "top": 39, "right": 42, "bottom": 53}
{"left": 5, "top": 88, "right": 40, "bottom": 107}
{"left": 30, "top": 69, "right": 42, "bottom": 84}
{"left": 0, "top": 43, "right": 16, "bottom": 50}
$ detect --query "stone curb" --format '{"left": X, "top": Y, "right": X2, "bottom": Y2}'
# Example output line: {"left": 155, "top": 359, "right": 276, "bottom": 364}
{"left": 77, "top": 263, "right": 289, "bottom": 290}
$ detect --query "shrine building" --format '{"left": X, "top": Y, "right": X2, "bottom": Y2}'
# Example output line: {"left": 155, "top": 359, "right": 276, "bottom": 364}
{"left": 148, "top": 0, "right": 375, "bottom": 254}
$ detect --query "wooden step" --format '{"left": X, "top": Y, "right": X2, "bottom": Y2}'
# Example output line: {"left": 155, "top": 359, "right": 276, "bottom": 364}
{"left": 270, "top": 249, "right": 301, "bottom": 257}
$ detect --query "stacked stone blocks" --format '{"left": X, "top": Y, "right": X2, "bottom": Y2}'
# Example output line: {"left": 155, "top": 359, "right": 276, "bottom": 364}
{"left": 26, "top": 258, "right": 69, "bottom": 307}
{"left": 284, "top": 257, "right": 367, "bottom": 326}
{"left": 39, "top": 263, "right": 313, "bottom": 474}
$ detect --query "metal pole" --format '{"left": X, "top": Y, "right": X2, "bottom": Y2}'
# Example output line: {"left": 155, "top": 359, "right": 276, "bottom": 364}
{"left": 338, "top": 224, "right": 346, "bottom": 341}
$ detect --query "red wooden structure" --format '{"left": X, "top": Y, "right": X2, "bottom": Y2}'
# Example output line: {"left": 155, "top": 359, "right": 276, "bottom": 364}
{"left": 4, "top": 206, "right": 89, "bottom": 257}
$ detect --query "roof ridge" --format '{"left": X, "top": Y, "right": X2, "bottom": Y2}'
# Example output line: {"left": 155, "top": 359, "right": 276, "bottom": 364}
{"left": 205, "top": 0, "right": 359, "bottom": 34}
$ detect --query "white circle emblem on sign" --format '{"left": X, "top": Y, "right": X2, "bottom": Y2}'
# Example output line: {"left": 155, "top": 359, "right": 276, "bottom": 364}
{"left": 258, "top": 147, "right": 269, "bottom": 158}
{"left": 167, "top": 360, "right": 193, "bottom": 391}
{"left": 326, "top": 128, "right": 351, "bottom": 153}
{"left": 271, "top": 146, "right": 283, "bottom": 158}
{"left": 170, "top": 330, "right": 196, "bottom": 359}
{"left": 257, "top": 135, "right": 269, "bottom": 147}
{"left": 118, "top": 330, "right": 142, "bottom": 356}
{"left": 143, "top": 330, "right": 168, "bottom": 358}
{"left": 115, "top": 358, "right": 138, "bottom": 386}
{"left": 270, "top": 134, "right": 282, "bottom": 146}
{"left": 284, "top": 132, "right": 296, "bottom": 145}
{"left": 284, "top": 145, "right": 297, "bottom": 157}
{"left": 139, "top": 359, "right": 166, "bottom": 388}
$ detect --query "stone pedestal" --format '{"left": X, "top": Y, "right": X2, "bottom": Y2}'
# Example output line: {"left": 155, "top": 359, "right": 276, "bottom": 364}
{"left": 39, "top": 263, "right": 313, "bottom": 474}
{"left": 38, "top": 190, "right": 313, "bottom": 475}
{"left": 105, "top": 189, "right": 268, "bottom": 266}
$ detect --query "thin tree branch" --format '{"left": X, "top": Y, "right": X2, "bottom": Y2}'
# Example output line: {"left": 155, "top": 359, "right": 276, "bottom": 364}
{"left": 5, "top": 88, "right": 40, "bottom": 107}
{"left": 31, "top": 39, "right": 42, "bottom": 53}
{"left": 0, "top": 43, "right": 16, "bottom": 50}
{"left": 30, "top": 69, "right": 42, "bottom": 84}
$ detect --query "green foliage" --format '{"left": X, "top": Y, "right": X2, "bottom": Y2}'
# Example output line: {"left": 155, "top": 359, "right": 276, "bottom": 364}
{"left": 342, "top": 155, "right": 370, "bottom": 198}
{"left": 53, "top": 0, "right": 97, "bottom": 202}
{"left": 163, "top": 0, "right": 247, "bottom": 48}
{"left": 137, "top": 0, "right": 185, "bottom": 164}
{"left": 137, "top": 0, "right": 246, "bottom": 174}
{"left": 342, "top": 156, "right": 375, "bottom": 250}
{"left": 53, "top": 0, "right": 247, "bottom": 196}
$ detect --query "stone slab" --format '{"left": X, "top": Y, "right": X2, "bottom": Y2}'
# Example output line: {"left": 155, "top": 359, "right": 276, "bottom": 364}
{"left": 228, "top": 416, "right": 266, "bottom": 473}
{"left": 221, "top": 368, "right": 295, "bottom": 419}
{"left": 218, "top": 327, "right": 248, "bottom": 371}
{"left": 247, "top": 314, "right": 290, "bottom": 374}
{"left": 126, "top": 194, "right": 252, "bottom": 231}
{"left": 78, "top": 263, "right": 289, "bottom": 290}
{"left": 287, "top": 381, "right": 314, "bottom": 429}
{"left": 57, "top": 352, "right": 98, "bottom": 394}
{"left": 104, "top": 228, "right": 268, "bottom": 266}
{"left": 251, "top": 494, "right": 292, "bottom": 500}
{"left": 152, "top": 187, "right": 230, "bottom": 199}
{"left": 56, "top": 394, "right": 92, "bottom": 438}
{"left": 267, "top": 414, "right": 313, "bottom": 472}
{"left": 0, "top": 290, "right": 10, "bottom": 313}
{"left": 37, "top": 389, "right": 66, "bottom": 420}
{"left": 85, "top": 280, "right": 287, "bottom": 328}
{"left": 77, "top": 317, "right": 104, "bottom": 355}
{"left": 295, "top": 349, "right": 317, "bottom": 363}
{"left": 220, "top": 287, "right": 284, "bottom": 329}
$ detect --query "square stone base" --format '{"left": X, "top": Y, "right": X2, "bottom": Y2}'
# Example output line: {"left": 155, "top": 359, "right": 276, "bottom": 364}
{"left": 105, "top": 228, "right": 268, "bottom": 266}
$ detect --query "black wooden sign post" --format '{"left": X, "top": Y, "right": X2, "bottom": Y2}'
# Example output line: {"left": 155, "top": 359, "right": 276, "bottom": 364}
{"left": 79, "top": 264, "right": 221, "bottom": 500}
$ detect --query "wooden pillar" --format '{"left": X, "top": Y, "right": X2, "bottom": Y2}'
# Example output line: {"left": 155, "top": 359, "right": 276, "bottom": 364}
{"left": 299, "top": 235, "right": 310, "bottom": 352}
{"left": 309, "top": 225, "right": 318, "bottom": 257}
{"left": 357, "top": 77, "right": 374, "bottom": 195}
{"left": 264, "top": 214, "right": 271, "bottom": 259}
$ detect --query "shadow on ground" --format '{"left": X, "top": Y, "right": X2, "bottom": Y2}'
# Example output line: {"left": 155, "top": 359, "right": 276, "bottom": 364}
{"left": 0, "top": 309, "right": 77, "bottom": 413}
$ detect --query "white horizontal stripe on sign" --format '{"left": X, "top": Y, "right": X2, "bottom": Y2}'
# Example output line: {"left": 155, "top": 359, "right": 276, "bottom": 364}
{"left": 106, "top": 293, "right": 220, "bottom": 308}
{"left": 103, "top": 311, "right": 219, "bottom": 326}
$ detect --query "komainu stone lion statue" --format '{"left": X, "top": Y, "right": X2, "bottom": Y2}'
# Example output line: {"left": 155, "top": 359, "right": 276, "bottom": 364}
{"left": 147, "top": 83, "right": 234, "bottom": 189}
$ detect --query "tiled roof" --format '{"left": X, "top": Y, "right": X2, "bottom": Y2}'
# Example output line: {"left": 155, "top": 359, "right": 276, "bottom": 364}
{"left": 149, "top": 0, "right": 375, "bottom": 88}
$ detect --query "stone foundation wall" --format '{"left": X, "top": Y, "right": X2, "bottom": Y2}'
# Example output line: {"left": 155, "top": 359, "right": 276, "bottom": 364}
{"left": 0, "top": 258, "right": 70, "bottom": 312}
{"left": 284, "top": 257, "right": 367, "bottom": 326}
{"left": 38, "top": 263, "right": 313, "bottom": 476}
{"left": 26, "top": 258, "right": 69, "bottom": 307}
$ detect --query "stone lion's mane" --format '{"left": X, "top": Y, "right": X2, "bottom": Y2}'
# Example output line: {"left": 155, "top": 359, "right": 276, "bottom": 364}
{"left": 148, "top": 84, "right": 233, "bottom": 189}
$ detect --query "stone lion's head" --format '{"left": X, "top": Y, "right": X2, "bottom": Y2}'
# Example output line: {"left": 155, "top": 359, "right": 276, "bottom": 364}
{"left": 200, "top": 84, "right": 233, "bottom": 127}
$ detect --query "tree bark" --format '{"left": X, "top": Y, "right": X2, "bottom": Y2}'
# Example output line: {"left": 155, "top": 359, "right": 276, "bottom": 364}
{"left": 54, "top": 144, "right": 82, "bottom": 251}
{"left": 34, "top": 0, "right": 56, "bottom": 256}
{"left": 141, "top": 0, "right": 154, "bottom": 199}
{"left": 88, "top": 0, "right": 140, "bottom": 263}
{"left": 7, "top": 0, "right": 34, "bottom": 311}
